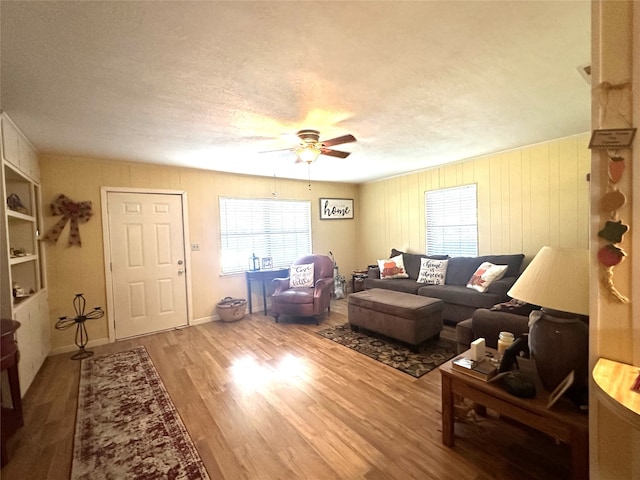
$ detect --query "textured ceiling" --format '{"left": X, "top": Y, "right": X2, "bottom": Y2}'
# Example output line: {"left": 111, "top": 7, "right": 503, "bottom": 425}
{"left": 1, "top": 1, "right": 591, "bottom": 183}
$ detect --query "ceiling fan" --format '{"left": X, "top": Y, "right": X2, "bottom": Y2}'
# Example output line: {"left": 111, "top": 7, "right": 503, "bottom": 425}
{"left": 262, "top": 129, "right": 357, "bottom": 164}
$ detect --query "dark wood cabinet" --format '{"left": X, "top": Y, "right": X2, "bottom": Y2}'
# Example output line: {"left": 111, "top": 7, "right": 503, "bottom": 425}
{"left": 1, "top": 318, "right": 23, "bottom": 467}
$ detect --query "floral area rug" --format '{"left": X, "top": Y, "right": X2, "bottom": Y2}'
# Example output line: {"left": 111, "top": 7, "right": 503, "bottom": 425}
{"left": 317, "top": 323, "right": 457, "bottom": 378}
{"left": 72, "top": 346, "right": 210, "bottom": 480}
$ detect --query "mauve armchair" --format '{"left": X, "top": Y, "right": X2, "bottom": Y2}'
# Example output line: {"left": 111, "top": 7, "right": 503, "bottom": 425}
{"left": 271, "top": 255, "right": 334, "bottom": 324}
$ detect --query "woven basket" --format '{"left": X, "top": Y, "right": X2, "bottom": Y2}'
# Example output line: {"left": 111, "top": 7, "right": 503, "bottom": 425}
{"left": 216, "top": 297, "right": 247, "bottom": 322}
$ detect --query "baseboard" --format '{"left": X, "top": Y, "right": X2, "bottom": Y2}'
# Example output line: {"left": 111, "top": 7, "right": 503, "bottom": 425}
{"left": 49, "top": 315, "right": 225, "bottom": 356}
{"left": 49, "top": 337, "right": 111, "bottom": 356}
{"left": 191, "top": 315, "right": 216, "bottom": 325}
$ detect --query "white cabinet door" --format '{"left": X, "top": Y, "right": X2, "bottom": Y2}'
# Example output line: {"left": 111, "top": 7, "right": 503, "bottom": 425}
{"left": 14, "top": 306, "right": 35, "bottom": 397}
{"left": 13, "top": 292, "right": 49, "bottom": 397}
{"left": 36, "top": 292, "right": 50, "bottom": 361}
{"left": 1, "top": 116, "right": 20, "bottom": 168}
{"left": 19, "top": 136, "right": 39, "bottom": 182}
{"left": 28, "top": 147, "right": 40, "bottom": 182}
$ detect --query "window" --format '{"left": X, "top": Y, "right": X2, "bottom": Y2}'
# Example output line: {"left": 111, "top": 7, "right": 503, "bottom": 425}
{"left": 425, "top": 184, "right": 478, "bottom": 257}
{"left": 219, "top": 197, "right": 312, "bottom": 274}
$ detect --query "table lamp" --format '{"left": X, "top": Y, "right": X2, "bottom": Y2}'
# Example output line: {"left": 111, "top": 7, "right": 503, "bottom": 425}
{"left": 507, "top": 246, "right": 589, "bottom": 391}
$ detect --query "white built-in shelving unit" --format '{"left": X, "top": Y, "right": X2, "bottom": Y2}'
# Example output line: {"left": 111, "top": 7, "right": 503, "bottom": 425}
{"left": 1, "top": 111, "right": 50, "bottom": 395}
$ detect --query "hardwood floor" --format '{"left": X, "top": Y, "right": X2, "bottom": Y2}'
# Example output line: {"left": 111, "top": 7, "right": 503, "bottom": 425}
{"left": 2, "top": 299, "right": 573, "bottom": 480}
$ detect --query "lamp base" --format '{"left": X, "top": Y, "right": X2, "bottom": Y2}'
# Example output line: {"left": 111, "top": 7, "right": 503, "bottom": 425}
{"left": 528, "top": 309, "right": 589, "bottom": 392}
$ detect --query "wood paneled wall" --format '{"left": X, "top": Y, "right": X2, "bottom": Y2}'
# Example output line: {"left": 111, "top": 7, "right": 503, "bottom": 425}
{"left": 357, "top": 133, "right": 591, "bottom": 266}
{"left": 40, "top": 155, "right": 359, "bottom": 351}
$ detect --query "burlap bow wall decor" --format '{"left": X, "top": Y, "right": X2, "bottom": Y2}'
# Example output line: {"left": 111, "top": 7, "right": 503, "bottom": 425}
{"left": 43, "top": 194, "right": 93, "bottom": 246}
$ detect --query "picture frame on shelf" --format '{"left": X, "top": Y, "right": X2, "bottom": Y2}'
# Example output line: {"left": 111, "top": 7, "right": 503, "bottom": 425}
{"left": 319, "top": 198, "right": 354, "bottom": 220}
{"left": 261, "top": 257, "right": 273, "bottom": 270}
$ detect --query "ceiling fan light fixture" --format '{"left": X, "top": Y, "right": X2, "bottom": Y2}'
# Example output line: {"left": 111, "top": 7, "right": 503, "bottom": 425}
{"left": 296, "top": 145, "right": 321, "bottom": 164}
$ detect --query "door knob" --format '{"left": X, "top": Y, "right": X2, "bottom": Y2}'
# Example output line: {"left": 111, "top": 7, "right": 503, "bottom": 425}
{"left": 178, "top": 269, "right": 184, "bottom": 275}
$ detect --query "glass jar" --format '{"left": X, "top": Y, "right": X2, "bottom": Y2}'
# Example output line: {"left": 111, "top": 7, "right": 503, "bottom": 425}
{"left": 497, "top": 331, "right": 515, "bottom": 356}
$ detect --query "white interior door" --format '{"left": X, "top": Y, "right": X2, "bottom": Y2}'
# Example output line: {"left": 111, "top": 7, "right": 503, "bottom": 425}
{"left": 107, "top": 192, "right": 188, "bottom": 339}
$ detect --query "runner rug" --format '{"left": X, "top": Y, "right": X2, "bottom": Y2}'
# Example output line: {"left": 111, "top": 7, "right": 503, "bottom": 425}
{"left": 72, "top": 346, "right": 210, "bottom": 480}
{"left": 317, "top": 323, "right": 457, "bottom": 378}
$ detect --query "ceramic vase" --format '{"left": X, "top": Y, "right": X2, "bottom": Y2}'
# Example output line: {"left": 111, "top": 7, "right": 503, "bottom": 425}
{"left": 528, "top": 310, "right": 589, "bottom": 391}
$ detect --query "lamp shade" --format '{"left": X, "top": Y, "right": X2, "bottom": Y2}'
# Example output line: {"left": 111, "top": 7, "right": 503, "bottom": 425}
{"left": 507, "top": 246, "right": 589, "bottom": 316}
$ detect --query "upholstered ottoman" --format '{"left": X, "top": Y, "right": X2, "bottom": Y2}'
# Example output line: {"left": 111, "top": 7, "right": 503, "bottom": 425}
{"left": 348, "top": 288, "right": 443, "bottom": 347}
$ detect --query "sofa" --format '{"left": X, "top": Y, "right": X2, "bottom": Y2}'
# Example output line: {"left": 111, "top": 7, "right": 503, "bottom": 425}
{"left": 455, "top": 307, "right": 532, "bottom": 353}
{"left": 364, "top": 249, "right": 525, "bottom": 325}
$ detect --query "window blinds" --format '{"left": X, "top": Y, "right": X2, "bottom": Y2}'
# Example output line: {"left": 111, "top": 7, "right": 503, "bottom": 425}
{"left": 425, "top": 184, "right": 478, "bottom": 257}
{"left": 219, "top": 197, "right": 312, "bottom": 274}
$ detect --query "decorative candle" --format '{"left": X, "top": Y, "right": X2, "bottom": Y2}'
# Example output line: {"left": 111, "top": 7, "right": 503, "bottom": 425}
{"left": 497, "top": 331, "right": 515, "bottom": 356}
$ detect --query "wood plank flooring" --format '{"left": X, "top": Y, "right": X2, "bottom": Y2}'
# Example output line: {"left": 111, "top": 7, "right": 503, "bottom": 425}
{"left": 2, "top": 299, "right": 573, "bottom": 479}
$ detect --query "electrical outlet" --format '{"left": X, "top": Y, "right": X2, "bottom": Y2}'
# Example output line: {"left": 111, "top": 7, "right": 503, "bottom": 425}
{"left": 191, "top": 243, "right": 200, "bottom": 251}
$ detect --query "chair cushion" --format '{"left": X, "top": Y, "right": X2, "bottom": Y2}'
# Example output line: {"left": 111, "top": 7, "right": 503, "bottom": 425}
{"left": 273, "top": 288, "right": 314, "bottom": 304}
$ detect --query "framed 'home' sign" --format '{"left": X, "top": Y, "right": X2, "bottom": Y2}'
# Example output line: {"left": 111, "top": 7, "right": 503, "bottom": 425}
{"left": 320, "top": 198, "right": 354, "bottom": 220}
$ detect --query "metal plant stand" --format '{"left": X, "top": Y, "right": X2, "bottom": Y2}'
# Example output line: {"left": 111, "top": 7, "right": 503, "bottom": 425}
{"left": 55, "top": 293, "right": 104, "bottom": 360}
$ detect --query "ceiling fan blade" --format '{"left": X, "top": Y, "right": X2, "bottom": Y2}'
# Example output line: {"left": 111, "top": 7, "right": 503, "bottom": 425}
{"left": 321, "top": 148, "right": 351, "bottom": 159}
{"left": 320, "top": 134, "right": 357, "bottom": 147}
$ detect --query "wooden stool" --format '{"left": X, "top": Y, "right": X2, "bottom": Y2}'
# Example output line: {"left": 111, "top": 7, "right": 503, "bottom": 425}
{"left": 1, "top": 318, "right": 23, "bottom": 468}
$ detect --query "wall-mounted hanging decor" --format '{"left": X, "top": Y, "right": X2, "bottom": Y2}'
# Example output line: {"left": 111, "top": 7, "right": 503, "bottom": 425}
{"left": 320, "top": 198, "right": 353, "bottom": 220}
{"left": 43, "top": 194, "right": 93, "bottom": 247}
{"left": 589, "top": 128, "right": 637, "bottom": 149}
{"left": 589, "top": 81, "right": 635, "bottom": 303}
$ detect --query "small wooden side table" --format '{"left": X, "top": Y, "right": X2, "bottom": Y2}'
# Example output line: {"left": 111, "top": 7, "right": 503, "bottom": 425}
{"left": 245, "top": 268, "right": 289, "bottom": 314}
{"left": 440, "top": 349, "right": 589, "bottom": 480}
{"left": 1, "top": 318, "right": 23, "bottom": 467}
{"left": 351, "top": 271, "right": 368, "bottom": 293}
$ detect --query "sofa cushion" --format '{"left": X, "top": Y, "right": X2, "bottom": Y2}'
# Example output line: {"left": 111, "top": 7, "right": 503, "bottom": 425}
{"left": 363, "top": 277, "right": 422, "bottom": 294}
{"left": 417, "top": 258, "right": 448, "bottom": 285}
{"left": 445, "top": 254, "right": 524, "bottom": 286}
{"left": 418, "top": 284, "right": 502, "bottom": 309}
{"left": 390, "top": 248, "right": 449, "bottom": 280}
{"left": 377, "top": 254, "right": 409, "bottom": 279}
{"left": 466, "top": 262, "right": 508, "bottom": 292}
{"left": 484, "top": 276, "right": 519, "bottom": 298}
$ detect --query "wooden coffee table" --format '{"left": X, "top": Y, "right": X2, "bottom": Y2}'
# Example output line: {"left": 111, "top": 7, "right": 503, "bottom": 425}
{"left": 440, "top": 349, "right": 589, "bottom": 480}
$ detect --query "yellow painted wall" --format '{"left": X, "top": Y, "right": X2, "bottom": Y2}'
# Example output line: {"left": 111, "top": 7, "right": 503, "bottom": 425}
{"left": 41, "top": 155, "right": 359, "bottom": 352}
{"left": 357, "top": 133, "right": 591, "bottom": 266}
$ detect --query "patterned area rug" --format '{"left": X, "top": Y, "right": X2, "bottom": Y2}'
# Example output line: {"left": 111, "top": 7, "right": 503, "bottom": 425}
{"left": 317, "top": 323, "right": 457, "bottom": 378}
{"left": 72, "top": 346, "right": 210, "bottom": 480}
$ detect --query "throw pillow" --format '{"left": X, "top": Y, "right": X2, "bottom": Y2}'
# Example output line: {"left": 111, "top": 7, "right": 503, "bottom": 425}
{"left": 289, "top": 263, "right": 315, "bottom": 288}
{"left": 377, "top": 254, "right": 409, "bottom": 279}
{"left": 466, "top": 262, "right": 508, "bottom": 292}
{"left": 416, "top": 258, "right": 449, "bottom": 285}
